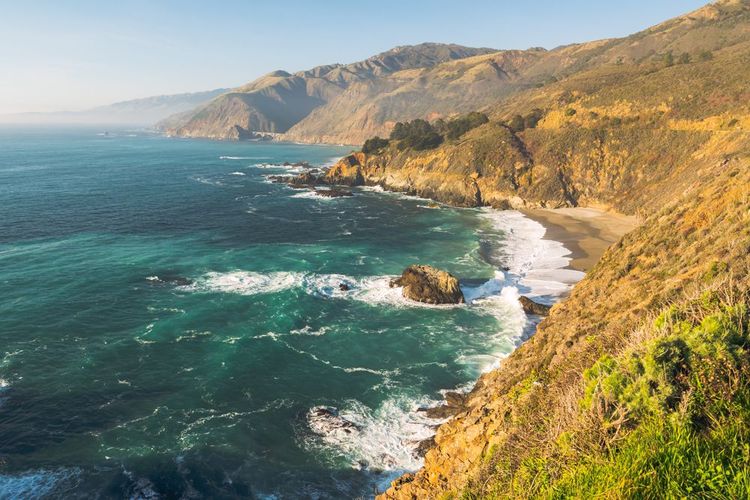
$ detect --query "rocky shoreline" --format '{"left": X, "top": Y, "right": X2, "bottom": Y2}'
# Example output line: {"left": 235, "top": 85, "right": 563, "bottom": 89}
{"left": 273, "top": 154, "right": 625, "bottom": 490}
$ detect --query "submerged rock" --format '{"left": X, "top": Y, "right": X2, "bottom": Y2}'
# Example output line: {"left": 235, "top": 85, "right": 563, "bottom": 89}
{"left": 418, "top": 391, "right": 468, "bottom": 419}
{"left": 316, "top": 188, "right": 353, "bottom": 198}
{"left": 391, "top": 265, "right": 464, "bottom": 304}
{"left": 307, "top": 406, "right": 360, "bottom": 436}
{"left": 145, "top": 274, "right": 193, "bottom": 287}
{"left": 519, "top": 296, "right": 552, "bottom": 316}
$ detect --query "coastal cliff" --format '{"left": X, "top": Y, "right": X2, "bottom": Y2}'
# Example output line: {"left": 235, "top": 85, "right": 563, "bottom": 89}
{"left": 381, "top": 154, "right": 750, "bottom": 498}
{"left": 323, "top": 2, "right": 750, "bottom": 496}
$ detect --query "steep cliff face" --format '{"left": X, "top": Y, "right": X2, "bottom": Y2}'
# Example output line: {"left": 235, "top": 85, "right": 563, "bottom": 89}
{"left": 324, "top": 121, "right": 721, "bottom": 217}
{"left": 372, "top": 2, "right": 750, "bottom": 496}
{"left": 381, "top": 149, "right": 750, "bottom": 498}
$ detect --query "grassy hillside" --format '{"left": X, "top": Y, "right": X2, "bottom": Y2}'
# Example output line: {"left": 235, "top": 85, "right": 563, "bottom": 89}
{"left": 328, "top": 1, "right": 750, "bottom": 498}
{"left": 380, "top": 132, "right": 750, "bottom": 500}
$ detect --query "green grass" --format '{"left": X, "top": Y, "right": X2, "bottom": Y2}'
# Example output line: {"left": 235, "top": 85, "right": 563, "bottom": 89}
{"left": 466, "top": 287, "right": 750, "bottom": 499}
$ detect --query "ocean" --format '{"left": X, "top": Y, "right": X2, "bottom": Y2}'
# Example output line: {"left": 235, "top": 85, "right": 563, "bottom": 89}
{"left": 0, "top": 126, "right": 581, "bottom": 498}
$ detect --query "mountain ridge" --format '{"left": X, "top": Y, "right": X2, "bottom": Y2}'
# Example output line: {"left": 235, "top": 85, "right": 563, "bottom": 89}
{"left": 0, "top": 89, "right": 228, "bottom": 126}
{"left": 158, "top": 43, "right": 510, "bottom": 141}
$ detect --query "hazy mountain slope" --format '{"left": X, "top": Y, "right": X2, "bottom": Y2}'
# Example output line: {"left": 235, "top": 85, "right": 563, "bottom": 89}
{"left": 283, "top": 49, "right": 549, "bottom": 144}
{"left": 161, "top": 2, "right": 750, "bottom": 145}
{"left": 0, "top": 89, "right": 227, "bottom": 126}
{"left": 161, "top": 43, "right": 496, "bottom": 141}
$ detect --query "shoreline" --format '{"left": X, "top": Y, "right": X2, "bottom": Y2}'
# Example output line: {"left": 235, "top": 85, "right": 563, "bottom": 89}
{"left": 391, "top": 206, "right": 639, "bottom": 480}
{"left": 522, "top": 207, "right": 639, "bottom": 273}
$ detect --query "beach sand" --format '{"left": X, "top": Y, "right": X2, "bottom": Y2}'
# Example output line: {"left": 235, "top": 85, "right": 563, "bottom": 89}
{"left": 523, "top": 207, "right": 639, "bottom": 272}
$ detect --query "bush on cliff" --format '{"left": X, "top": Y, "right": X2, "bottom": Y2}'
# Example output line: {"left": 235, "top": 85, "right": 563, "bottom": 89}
{"left": 361, "top": 136, "right": 389, "bottom": 154}
{"left": 444, "top": 112, "right": 489, "bottom": 140}
{"left": 390, "top": 119, "right": 443, "bottom": 151}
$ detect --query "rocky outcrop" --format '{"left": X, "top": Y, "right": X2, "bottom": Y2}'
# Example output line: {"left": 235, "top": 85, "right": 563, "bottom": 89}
{"left": 306, "top": 406, "right": 360, "bottom": 437}
{"left": 519, "top": 296, "right": 551, "bottom": 316}
{"left": 418, "top": 391, "right": 468, "bottom": 419}
{"left": 381, "top": 156, "right": 750, "bottom": 498}
{"left": 391, "top": 265, "right": 464, "bottom": 305}
{"left": 324, "top": 152, "right": 366, "bottom": 186}
{"left": 315, "top": 187, "right": 353, "bottom": 198}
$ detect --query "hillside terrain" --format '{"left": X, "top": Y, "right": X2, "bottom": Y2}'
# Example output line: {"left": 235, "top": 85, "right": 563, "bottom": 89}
{"left": 344, "top": 1, "right": 750, "bottom": 497}
{"left": 163, "top": 1, "right": 750, "bottom": 496}
{"left": 159, "top": 0, "right": 750, "bottom": 146}
{"left": 257, "top": 1, "right": 750, "bottom": 497}
{"left": 160, "top": 44, "right": 504, "bottom": 141}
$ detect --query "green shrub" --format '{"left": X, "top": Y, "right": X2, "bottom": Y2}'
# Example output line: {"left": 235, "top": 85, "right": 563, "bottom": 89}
{"left": 664, "top": 51, "right": 675, "bottom": 67}
{"left": 699, "top": 50, "right": 714, "bottom": 61}
{"left": 445, "top": 112, "right": 489, "bottom": 140}
{"left": 390, "top": 119, "right": 444, "bottom": 151}
{"left": 565, "top": 108, "right": 577, "bottom": 117}
{"left": 361, "top": 136, "right": 389, "bottom": 154}
{"left": 523, "top": 108, "right": 544, "bottom": 129}
{"left": 552, "top": 298, "right": 750, "bottom": 497}
{"left": 508, "top": 114, "right": 525, "bottom": 132}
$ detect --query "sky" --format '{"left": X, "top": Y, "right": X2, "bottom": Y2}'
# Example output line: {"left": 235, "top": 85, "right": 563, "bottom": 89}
{"left": 0, "top": 0, "right": 707, "bottom": 114}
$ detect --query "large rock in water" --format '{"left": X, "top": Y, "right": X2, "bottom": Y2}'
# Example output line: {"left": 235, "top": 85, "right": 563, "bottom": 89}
{"left": 519, "top": 296, "right": 551, "bottom": 315}
{"left": 391, "top": 265, "right": 464, "bottom": 304}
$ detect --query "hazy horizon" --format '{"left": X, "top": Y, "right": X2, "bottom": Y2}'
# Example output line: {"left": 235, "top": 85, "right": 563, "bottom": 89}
{"left": 0, "top": 0, "right": 706, "bottom": 116}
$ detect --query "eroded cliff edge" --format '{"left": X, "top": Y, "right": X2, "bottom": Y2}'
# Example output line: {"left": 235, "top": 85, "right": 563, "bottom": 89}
{"left": 312, "top": 12, "right": 750, "bottom": 492}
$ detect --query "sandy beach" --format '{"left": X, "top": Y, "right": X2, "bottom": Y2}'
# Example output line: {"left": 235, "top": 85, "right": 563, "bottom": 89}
{"left": 523, "top": 207, "right": 639, "bottom": 272}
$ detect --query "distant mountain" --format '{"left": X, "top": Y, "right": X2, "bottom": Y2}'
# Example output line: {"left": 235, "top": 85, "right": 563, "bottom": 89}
{"left": 159, "top": 43, "right": 501, "bottom": 142}
{"left": 0, "top": 89, "right": 228, "bottom": 126}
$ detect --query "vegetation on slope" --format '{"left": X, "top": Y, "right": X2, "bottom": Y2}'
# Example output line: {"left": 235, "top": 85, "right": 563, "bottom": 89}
{"left": 380, "top": 132, "right": 750, "bottom": 497}
{"left": 473, "top": 284, "right": 750, "bottom": 498}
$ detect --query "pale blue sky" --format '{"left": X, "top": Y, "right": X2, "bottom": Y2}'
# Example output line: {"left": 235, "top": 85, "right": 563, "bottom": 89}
{"left": 0, "top": 0, "right": 706, "bottom": 113}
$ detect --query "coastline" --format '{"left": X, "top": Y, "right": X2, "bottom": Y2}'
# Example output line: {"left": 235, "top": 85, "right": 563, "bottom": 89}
{"left": 522, "top": 207, "right": 639, "bottom": 272}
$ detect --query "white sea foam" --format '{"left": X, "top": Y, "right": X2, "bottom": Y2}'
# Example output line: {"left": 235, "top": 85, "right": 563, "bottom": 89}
{"left": 0, "top": 379, "right": 8, "bottom": 388}
{"left": 183, "top": 271, "right": 301, "bottom": 296}
{"left": 302, "top": 395, "right": 440, "bottom": 482}
{"left": 357, "top": 185, "right": 384, "bottom": 193}
{"left": 219, "top": 156, "right": 258, "bottom": 160}
{"left": 290, "top": 190, "right": 335, "bottom": 200}
{"left": 229, "top": 171, "right": 246, "bottom": 176}
{"left": 290, "top": 325, "right": 330, "bottom": 336}
{"left": 479, "top": 209, "right": 584, "bottom": 301}
{"left": 189, "top": 175, "right": 226, "bottom": 187}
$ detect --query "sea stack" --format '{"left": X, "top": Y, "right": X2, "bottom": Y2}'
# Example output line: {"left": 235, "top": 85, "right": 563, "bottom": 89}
{"left": 519, "top": 296, "right": 552, "bottom": 316}
{"left": 391, "top": 265, "right": 464, "bottom": 304}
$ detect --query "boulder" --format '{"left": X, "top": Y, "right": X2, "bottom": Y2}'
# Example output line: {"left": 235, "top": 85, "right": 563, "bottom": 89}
{"left": 316, "top": 187, "right": 353, "bottom": 198}
{"left": 418, "top": 391, "right": 468, "bottom": 419}
{"left": 307, "top": 406, "right": 360, "bottom": 436}
{"left": 519, "top": 295, "right": 551, "bottom": 316}
{"left": 325, "top": 153, "right": 366, "bottom": 186}
{"left": 391, "top": 265, "right": 464, "bottom": 304}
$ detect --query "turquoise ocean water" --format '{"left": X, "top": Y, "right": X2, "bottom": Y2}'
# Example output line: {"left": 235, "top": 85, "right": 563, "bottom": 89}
{"left": 0, "top": 127, "right": 563, "bottom": 498}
